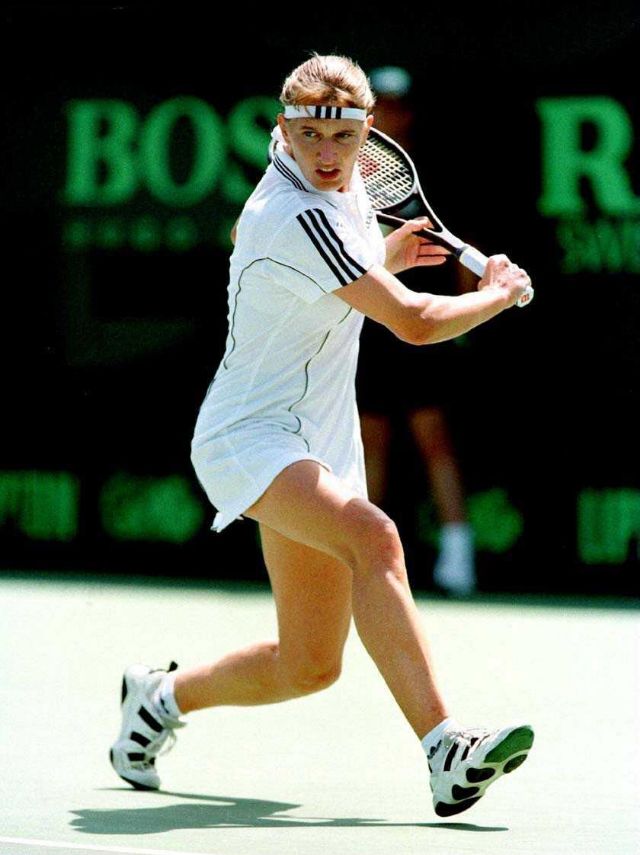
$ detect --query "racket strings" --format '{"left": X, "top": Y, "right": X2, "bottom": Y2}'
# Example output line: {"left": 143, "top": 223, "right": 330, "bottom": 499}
{"left": 358, "top": 136, "right": 415, "bottom": 210}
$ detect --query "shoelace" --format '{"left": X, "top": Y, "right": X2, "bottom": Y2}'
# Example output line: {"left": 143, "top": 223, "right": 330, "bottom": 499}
{"left": 445, "top": 728, "right": 495, "bottom": 766}
{"left": 454, "top": 727, "right": 492, "bottom": 743}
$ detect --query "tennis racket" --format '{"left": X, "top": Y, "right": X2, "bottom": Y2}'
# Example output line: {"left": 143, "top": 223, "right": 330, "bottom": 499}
{"left": 358, "top": 127, "right": 534, "bottom": 308}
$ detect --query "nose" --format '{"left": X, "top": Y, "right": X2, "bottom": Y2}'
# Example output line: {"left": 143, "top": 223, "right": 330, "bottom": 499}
{"left": 318, "top": 138, "right": 337, "bottom": 164}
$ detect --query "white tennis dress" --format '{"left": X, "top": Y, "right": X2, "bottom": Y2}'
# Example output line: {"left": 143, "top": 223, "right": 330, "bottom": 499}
{"left": 191, "top": 126, "right": 387, "bottom": 531}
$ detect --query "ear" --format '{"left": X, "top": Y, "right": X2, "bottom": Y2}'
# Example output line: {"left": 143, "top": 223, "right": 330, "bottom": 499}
{"left": 277, "top": 113, "right": 289, "bottom": 141}
{"left": 276, "top": 113, "right": 294, "bottom": 155}
{"left": 361, "top": 113, "right": 374, "bottom": 143}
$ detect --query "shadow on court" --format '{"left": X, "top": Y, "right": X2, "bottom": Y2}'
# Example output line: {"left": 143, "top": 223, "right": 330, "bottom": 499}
{"left": 70, "top": 790, "right": 508, "bottom": 834}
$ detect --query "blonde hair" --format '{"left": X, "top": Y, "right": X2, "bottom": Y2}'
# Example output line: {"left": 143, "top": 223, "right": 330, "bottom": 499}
{"left": 280, "top": 54, "right": 375, "bottom": 113}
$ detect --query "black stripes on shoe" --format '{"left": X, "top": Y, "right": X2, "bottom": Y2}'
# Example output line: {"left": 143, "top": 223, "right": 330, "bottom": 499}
{"left": 443, "top": 742, "right": 459, "bottom": 772}
{"left": 130, "top": 731, "right": 151, "bottom": 748}
{"left": 452, "top": 784, "right": 480, "bottom": 800}
{"left": 138, "top": 705, "right": 164, "bottom": 733}
{"left": 296, "top": 209, "right": 367, "bottom": 286}
{"left": 435, "top": 797, "right": 482, "bottom": 818}
{"left": 467, "top": 767, "right": 495, "bottom": 783}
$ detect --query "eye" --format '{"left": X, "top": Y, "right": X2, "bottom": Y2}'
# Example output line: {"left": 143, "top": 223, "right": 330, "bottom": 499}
{"left": 302, "top": 130, "right": 319, "bottom": 139}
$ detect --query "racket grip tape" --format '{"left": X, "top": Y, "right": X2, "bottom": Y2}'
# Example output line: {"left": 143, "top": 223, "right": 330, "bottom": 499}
{"left": 458, "top": 246, "right": 534, "bottom": 309}
{"left": 458, "top": 245, "right": 488, "bottom": 277}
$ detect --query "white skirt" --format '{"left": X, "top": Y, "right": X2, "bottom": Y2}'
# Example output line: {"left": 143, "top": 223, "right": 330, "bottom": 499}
{"left": 191, "top": 420, "right": 366, "bottom": 532}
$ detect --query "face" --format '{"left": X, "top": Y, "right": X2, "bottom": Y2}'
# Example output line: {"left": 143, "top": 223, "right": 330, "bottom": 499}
{"left": 277, "top": 113, "right": 374, "bottom": 192}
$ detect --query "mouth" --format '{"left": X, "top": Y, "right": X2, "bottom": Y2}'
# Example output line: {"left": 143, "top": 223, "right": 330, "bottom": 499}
{"left": 315, "top": 167, "right": 341, "bottom": 181}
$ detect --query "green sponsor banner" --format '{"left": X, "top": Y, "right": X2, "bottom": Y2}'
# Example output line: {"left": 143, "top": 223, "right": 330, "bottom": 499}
{"left": 578, "top": 488, "right": 640, "bottom": 564}
{"left": 62, "top": 94, "right": 280, "bottom": 251}
{"left": 537, "top": 96, "right": 640, "bottom": 274}
{"left": 0, "top": 471, "right": 79, "bottom": 541}
{"left": 100, "top": 472, "right": 206, "bottom": 543}
{"left": 0, "top": 470, "right": 207, "bottom": 544}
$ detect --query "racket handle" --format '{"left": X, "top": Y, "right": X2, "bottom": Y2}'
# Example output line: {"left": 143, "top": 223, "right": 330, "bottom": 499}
{"left": 458, "top": 246, "right": 534, "bottom": 309}
{"left": 458, "top": 245, "right": 488, "bottom": 277}
{"left": 516, "top": 285, "right": 535, "bottom": 308}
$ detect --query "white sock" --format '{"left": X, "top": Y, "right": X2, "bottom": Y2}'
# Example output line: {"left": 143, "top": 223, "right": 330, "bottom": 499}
{"left": 421, "top": 716, "right": 459, "bottom": 759}
{"left": 152, "top": 670, "right": 183, "bottom": 721}
{"left": 439, "top": 522, "right": 474, "bottom": 562}
{"left": 434, "top": 523, "right": 475, "bottom": 591}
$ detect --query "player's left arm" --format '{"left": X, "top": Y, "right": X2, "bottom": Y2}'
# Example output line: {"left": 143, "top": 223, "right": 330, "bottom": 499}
{"left": 230, "top": 217, "right": 240, "bottom": 245}
{"left": 383, "top": 217, "right": 450, "bottom": 275}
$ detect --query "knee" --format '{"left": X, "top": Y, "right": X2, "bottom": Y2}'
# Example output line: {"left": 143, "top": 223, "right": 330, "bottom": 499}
{"left": 343, "top": 505, "right": 405, "bottom": 574}
{"left": 285, "top": 657, "right": 342, "bottom": 696}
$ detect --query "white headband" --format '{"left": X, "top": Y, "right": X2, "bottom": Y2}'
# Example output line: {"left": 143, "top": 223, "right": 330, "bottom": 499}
{"left": 283, "top": 105, "right": 368, "bottom": 121}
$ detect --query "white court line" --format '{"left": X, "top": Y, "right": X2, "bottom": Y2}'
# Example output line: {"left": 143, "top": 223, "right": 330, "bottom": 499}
{"left": 0, "top": 838, "right": 216, "bottom": 855}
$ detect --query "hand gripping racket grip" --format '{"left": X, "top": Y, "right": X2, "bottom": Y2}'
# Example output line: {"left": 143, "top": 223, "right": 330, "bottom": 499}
{"left": 458, "top": 246, "right": 534, "bottom": 309}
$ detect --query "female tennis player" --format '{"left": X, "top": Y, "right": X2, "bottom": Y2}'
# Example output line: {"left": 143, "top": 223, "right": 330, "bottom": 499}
{"left": 110, "top": 54, "right": 534, "bottom": 818}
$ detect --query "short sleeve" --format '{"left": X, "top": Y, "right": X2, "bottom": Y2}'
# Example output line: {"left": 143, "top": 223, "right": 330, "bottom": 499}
{"left": 267, "top": 206, "right": 377, "bottom": 304}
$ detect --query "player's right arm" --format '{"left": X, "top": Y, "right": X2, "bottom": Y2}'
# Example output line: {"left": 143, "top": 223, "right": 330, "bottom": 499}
{"left": 336, "top": 255, "right": 531, "bottom": 345}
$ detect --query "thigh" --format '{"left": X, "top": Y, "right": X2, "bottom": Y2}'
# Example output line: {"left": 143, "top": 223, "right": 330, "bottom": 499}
{"left": 245, "top": 459, "right": 396, "bottom": 569}
{"left": 260, "top": 524, "right": 353, "bottom": 667}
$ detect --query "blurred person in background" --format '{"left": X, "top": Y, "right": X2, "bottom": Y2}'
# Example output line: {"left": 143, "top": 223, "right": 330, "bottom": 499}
{"left": 358, "top": 66, "right": 477, "bottom": 597}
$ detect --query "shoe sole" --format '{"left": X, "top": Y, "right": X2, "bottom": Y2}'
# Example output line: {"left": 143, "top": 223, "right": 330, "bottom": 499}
{"left": 435, "top": 725, "right": 534, "bottom": 818}
{"left": 484, "top": 725, "right": 534, "bottom": 764}
{"left": 109, "top": 748, "right": 159, "bottom": 791}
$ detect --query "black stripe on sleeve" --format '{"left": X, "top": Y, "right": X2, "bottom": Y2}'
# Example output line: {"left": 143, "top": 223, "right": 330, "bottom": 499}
{"left": 296, "top": 213, "right": 350, "bottom": 286}
{"left": 309, "top": 209, "right": 368, "bottom": 278}
{"left": 304, "top": 210, "right": 362, "bottom": 282}
{"left": 313, "top": 209, "right": 368, "bottom": 276}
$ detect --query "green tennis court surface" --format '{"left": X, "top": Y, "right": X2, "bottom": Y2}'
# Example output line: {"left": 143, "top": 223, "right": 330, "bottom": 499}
{"left": 1, "top": 573, "right": 638, "bottom": 855}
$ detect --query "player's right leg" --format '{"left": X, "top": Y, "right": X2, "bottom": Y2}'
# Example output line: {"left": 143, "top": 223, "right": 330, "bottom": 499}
{"left": 173, "top": 527, "right": 354, "bottom": 711}
{"left": 110, "top": 503, "right": 355, "bottom": 791}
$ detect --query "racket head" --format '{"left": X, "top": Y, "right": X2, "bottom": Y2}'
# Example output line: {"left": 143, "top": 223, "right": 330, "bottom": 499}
{"left": 358, "top": 127, "right": 443, "bottom": 229}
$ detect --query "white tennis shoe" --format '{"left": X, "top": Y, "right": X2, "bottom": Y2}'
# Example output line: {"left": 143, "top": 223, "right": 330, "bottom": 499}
{"left": 110, "top": 661, "right": 185, "bottom": 791}
{"left": 427, "top": 722, "right": 534, "bottom": 817}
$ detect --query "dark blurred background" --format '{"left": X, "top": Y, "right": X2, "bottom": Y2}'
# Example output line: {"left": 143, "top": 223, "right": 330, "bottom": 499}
{"left": 2, "top": 3, "right": 639, "bottom": 596}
